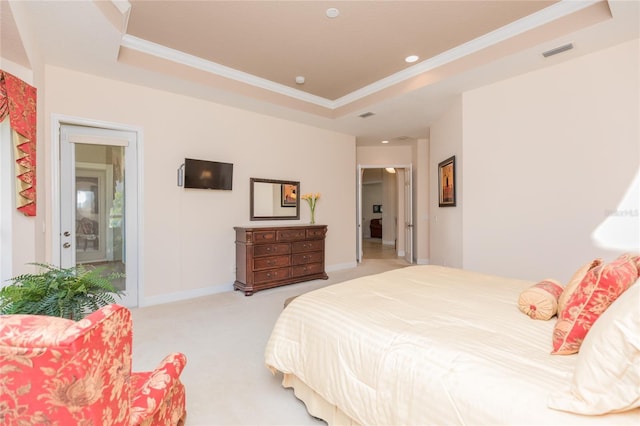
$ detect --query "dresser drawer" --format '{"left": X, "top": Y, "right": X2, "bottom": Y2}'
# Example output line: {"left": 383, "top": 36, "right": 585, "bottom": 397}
{"left": 252, "top": 231, "right": 276, "bottom": 243}
{"left": 292, "top": 251, "right": 323, "bottom": 265}
{"left": 292, "top": 262, "right": 323, "bottom": 278}
{"left": 254, "top": 255, "right": 290, "bottom": 270}
{"left": 291, "top": 240, "right": 323, "bottom": 253}
{"left": 306, "top": 228, "right": 325, "bottom": 239}
{"left": 254, "top": 267, "right": 291, "bottom": 284}
{"left": 276, "top": 229, "right": 307, "bottom": 241}
{"left": 253, "top": 243, "right": 290, "bottom": 257}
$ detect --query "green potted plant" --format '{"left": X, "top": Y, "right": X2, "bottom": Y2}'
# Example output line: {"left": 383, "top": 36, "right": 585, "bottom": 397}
{"left": 0, "top": 263, "right": 124, "bottom": 320}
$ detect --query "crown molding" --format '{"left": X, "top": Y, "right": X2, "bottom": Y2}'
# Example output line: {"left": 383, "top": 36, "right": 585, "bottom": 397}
{"left": 119, "top": 0, "right": 598, "bottom": 110}
{"left": 120, "top": 34, "right": 335, "bottom": 109}
{"left": 333, "top": 0, "right": 599, "bottom": 107}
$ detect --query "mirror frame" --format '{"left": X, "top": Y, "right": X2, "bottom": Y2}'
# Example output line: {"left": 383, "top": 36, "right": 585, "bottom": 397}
{"left": 250, "top": 178, "right": 300, "bottom": 221}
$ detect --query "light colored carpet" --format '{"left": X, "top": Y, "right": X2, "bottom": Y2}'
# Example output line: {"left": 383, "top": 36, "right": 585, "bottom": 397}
{"left": 130, "top": 258, "right": 409, "bottom": 425}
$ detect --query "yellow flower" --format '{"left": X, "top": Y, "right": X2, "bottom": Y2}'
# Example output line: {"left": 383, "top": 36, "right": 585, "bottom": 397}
{"left": 301, "top": 193, "right": 320, "bottom": 223}
{"left": 301, "top": 193, "right": 320, "bottom": 201}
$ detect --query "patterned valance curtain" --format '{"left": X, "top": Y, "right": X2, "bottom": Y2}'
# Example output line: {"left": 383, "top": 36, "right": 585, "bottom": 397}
{"left": 0, "top": 70, "right": 37, "bottom": 216}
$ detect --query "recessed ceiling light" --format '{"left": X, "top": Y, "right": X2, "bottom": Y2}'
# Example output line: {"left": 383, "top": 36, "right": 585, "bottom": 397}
{"left": 405, "top": 55, "right": 419, "bottom": 63}
{"left": 295, "top": 76, "right": 305, "bottom": 84}
{"left": 381, "top": 140, "right": 389, "bottom": 144}
{"left": 326, "top": 8, "right": 339, "bottom": 18}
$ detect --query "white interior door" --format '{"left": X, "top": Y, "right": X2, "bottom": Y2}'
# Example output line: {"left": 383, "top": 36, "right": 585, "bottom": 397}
{"left": 404, "top": 166, "right": 414, "bottom": 263}
{"left": 59, "top": 124, "right": 139, "bottom": 308}
{"left": 356, "top": 165, "right": 364, "bottom": 262}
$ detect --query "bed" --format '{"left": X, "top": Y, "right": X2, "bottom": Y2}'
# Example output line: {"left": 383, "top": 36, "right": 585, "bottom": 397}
{"left": 265, "top": 264, "right": 640, "bottom": 425}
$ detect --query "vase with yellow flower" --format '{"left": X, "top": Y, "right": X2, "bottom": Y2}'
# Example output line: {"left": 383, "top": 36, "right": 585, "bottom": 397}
{"left": 301, "top": 193, "right": 320, "bottom": 224}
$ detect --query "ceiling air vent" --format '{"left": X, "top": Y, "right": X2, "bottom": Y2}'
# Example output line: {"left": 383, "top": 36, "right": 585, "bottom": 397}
{"left": 358, "top": 112, "right": 375, "bottom": 118}
{"left": 542, "top": 43, "right": 574, "bottom": 58}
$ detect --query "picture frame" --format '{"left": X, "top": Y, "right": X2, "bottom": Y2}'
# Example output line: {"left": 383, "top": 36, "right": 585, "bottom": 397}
{"left": 438, "top": 155, "right": 456, "bottom": 207}
{"left": 281, "top": 183, "right": 297, "bottom": 207}
{"left": 373, "top": 204, "right": 382, "bottom": 213}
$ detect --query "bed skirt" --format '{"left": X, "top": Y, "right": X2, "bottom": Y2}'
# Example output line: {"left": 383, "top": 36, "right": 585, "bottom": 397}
{"left": 282, "top": 373, "right": 361, "bottom": 426}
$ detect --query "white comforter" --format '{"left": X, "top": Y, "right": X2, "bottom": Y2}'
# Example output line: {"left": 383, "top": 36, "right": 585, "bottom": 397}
{"left": 265, "top": 265, "right": 640, "bottom": 425}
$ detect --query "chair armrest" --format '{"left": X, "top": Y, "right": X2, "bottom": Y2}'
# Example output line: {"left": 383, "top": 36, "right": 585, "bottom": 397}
{"left": 151, "top": 352, "right": 187, "bottom": 379}
{"left": 130, "top": 352, "right": 187, "bottom": 424}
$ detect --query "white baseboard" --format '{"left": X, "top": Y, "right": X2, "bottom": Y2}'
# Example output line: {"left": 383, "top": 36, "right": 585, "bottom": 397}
{"left": 138, "top": 261, "right": 360, "bottom": 308}
{"left": 327, "top": 261, "right": 358, "bottom": 272}
{"left": 416, "top": 258, "right": 430, "bottom": 265}
{"left": 139, "top": 282, "right": 233, "bottom": 307}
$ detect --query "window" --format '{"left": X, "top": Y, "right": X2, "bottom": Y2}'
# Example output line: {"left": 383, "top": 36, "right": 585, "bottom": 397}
{"left": 0, "top": 121, "right": 13, "bottom": 283}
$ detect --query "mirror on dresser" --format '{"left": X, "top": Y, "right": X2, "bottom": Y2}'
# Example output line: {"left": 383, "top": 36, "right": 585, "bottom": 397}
{"left": 250, "top": 178, "right": 300, "bottom": 220}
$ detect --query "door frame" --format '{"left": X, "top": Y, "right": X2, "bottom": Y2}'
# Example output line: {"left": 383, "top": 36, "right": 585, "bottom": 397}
{"left": 51, "top": 114, "right": 144, "bottom": 307}
{"left": 74, "top": 162, "right": 113, "bottom": 264}
{"left": 356, "top": 164, "right": 413, "bottom": 263}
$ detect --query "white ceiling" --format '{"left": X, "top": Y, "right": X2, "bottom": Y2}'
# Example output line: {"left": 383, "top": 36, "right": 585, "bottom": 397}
{"left": 1, "top": 0, "right": 638, "bottom": 146}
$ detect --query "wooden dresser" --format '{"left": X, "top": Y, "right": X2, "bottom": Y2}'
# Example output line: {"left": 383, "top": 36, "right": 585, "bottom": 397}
{"left": 234, "top": 225, "right": 328, "bottom": 296}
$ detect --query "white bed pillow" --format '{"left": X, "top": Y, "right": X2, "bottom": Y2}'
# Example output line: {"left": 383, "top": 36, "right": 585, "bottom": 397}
{"left": 548, "top": 279, "right": 640, "bottom": 415}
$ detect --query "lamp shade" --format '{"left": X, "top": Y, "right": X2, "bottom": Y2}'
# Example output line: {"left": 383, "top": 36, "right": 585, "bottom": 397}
{"left": 592, "top": 171, "right": 639, "bottom": 251}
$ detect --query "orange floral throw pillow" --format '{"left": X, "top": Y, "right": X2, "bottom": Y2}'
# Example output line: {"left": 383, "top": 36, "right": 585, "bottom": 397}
{"left": 552, "top": 254, "right": 639, "bottom": 355}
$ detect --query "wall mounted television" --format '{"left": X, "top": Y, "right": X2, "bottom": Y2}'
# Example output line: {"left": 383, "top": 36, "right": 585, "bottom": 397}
{"left": 184, "top": 158, "right": 233, "bottom": 190}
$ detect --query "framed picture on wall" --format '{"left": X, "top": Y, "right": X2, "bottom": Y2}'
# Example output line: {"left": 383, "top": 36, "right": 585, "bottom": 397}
{"left": 438, "top": 155, "right": 456, "bottom": 207}
{"left": 373, "top": 204, "right": 382, "bottom": 213}
{"left": 281, "top": 183, "right": 297, "bottom": 207}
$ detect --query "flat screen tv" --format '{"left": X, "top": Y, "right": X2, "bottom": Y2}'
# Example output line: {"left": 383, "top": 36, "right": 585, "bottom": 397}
{"left": 184, "top": 158, "right": 233, "bottom": 190}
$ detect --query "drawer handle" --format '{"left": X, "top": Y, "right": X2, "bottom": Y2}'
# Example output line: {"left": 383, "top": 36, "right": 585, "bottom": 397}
{"left": 266, "top": 247, "right": 271, "bottom": 252}
{"left": 303, "top": 256, "right": 308, "bottom": 261}
{"left": 267, "top": 260, "right": 273, "bottom": 265}
{"left": 266, "top": 272, "right": 272, "bottom": 278}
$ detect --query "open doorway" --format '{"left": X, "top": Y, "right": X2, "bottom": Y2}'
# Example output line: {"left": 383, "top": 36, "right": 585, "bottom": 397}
{"left": 361, "top": 168, "right": 395, "bottom": 259}
{"left": 358, "top": 166, "right": 413, "bottom": 263}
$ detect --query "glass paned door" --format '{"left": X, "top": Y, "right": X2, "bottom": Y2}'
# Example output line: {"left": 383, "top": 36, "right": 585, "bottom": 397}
{"left": 403, "top": 167, "right": 413, "bottom": 264}
{"left": 60, "top": 124, "right": 137, "bottom": 307}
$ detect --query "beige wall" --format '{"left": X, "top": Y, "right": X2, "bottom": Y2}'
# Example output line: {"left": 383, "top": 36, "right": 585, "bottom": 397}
{"left": 429, "top": 97, "right": 463, "bottom": 268}
{"left": 41, "top": 66, "right": 356, "bottom": 305}
{"left": 461, "top": 38, "right": 639, "bottom": 282}
{"left": 414, "top": 138, "right": 429, "bottom": 264}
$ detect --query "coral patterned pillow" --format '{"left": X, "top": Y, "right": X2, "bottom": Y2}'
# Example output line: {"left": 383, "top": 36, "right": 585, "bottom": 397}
{"left": 552, "top": 254, "right": 639, "bottom": 355}
{"left": 518, "top": 279, "right": 564, "bottom": 320}
{"left": 557, "top": 259, "right": 602, "bottom": 314}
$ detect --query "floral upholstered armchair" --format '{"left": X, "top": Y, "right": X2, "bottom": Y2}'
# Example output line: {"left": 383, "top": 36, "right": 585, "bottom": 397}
{"left": 0, "top": 304, "right": 187, "bottom": 425}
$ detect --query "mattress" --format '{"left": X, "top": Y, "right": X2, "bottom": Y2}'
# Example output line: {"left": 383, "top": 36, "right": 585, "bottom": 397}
{"left": 265, "top": 265, "right": 640, "bottom": 425}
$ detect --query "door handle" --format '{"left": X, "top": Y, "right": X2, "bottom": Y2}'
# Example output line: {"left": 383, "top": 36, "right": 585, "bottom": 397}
{"left": 63, "top": 242, "right": 71, "bottom": 249}
{"left": 63, "top": 231, "right": 71, "bottom": 237}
